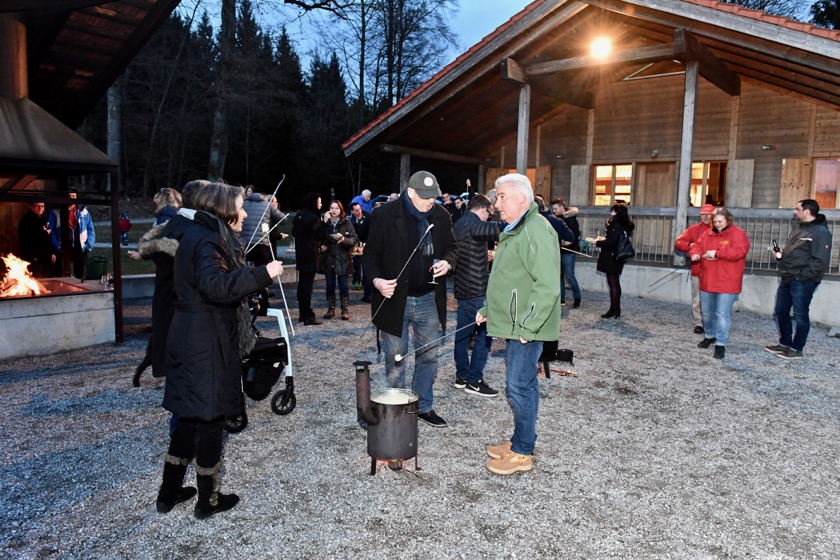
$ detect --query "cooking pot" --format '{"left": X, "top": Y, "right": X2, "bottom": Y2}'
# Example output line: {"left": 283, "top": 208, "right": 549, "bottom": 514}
{"left": 355, "top": 361, "right": 419, "bottom": 474}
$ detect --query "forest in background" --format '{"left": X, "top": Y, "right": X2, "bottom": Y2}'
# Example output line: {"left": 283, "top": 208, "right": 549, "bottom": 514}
{"left": 74, "top": 0, "right": 838, "bottom": 210}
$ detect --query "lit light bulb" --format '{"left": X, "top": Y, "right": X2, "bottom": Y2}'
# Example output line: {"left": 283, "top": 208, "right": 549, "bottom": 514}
{"left": 591, "top": 37, "right": 612, "bottom": 59}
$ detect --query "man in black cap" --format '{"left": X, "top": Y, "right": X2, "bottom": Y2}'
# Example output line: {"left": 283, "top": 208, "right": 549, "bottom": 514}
{"left": 363, "top": 171, "right": 459, "bottom": 428}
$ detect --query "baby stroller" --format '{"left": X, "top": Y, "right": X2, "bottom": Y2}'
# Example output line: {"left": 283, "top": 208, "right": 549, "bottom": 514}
{"left": 224, "top": 303, "right": 295, "bottom": 433}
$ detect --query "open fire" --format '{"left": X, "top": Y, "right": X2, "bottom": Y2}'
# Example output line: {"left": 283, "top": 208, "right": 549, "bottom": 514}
{"left": 0, "top": 253, "right": 50, "bottom": 297}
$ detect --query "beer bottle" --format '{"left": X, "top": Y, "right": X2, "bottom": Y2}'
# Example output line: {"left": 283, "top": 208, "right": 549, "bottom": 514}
{"left": 772, "top": 239, "right": 782, "bottom": 261}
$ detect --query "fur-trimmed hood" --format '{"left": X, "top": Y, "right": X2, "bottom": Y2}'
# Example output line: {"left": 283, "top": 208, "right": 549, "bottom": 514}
{"left": 137, "top": 223, "right": 180, "bottom": 258}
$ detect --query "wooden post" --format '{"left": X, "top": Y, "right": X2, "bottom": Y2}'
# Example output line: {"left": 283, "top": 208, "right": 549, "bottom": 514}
{"left": 0, "top": 13, "right": 28, "bottom": 100}
{"left": 110, "top": 169, "right": 124, "bottom": 344}
{"left": 400, "top": 153, "right": 410, "bottom": 192}
{"left": 673, "top": 60, "right": 699, "bottom": 267}
{"left": 478, "top": 163, "right": 485, "bottom": 193}
{"left": 516, "top": 84, "right": 530, "bottom": 174}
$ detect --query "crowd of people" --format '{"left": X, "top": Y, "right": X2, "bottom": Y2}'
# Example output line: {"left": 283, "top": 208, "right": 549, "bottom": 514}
{"left": 69, "top": 170, "right": 829, "bottom": 517}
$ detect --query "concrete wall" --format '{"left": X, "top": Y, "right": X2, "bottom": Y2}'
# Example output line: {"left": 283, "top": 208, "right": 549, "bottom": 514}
{"left": 575, "top": 261, "right": 840, "bottom": 329}
{"left": 0, "top": 291, "right": 115, "bottom": 360}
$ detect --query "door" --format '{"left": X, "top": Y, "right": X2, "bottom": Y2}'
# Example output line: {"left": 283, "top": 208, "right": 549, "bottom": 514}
{"left": 534, "top": 165, "right": 552, "bottom": 202}
{"left": 779, "top": 158, "right": 812, "bottom": 209}
{"left": 635, "top": 162, "right": 676, "bottom": 207}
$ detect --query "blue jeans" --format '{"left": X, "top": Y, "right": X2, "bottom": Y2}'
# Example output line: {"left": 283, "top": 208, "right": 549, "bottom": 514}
{"left": 774, "top": 279, "right": 819, "bottom": 352}
{"left": 505, "top": 339, "right": 543, "bottom": 455}
{"left": 561, "top": 253, "right": 581, "bottom": 302}
{"left": 454, "top": 297, "right": 489, "bottom": 383}
{"left": 380, "top": 293, "right": 440, "bottom": 414}
{"left": 325, "top": 270, "right": 349, "bottom": 297}
{"left": 700, "top": 291, "right": 739, "bottom": 346}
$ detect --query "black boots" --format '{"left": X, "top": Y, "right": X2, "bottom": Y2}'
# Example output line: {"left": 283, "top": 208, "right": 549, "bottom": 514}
{"left": 323, "top": 296, "right": 336, "bottom": 319}
{"left": 194, "top": 463, "right": 239, "bottom": 520}
{"left": 601, "top": 308, "right": 620, "bottom": 319}
{"left": 341, "top": 295, "right": 350, "bottom": 320}
{"left": 301, "top": 310, "right": 322, "bottom": 325}
{"left": 714, "top": 345, "right": 726, "bottom": 359}
{"left": 573, "top": 298, "right": 581, "bottom": 309}
{"left": 698, "top": 337, "right": 717, "bottom": 348}
{"left": 156, "top": 454, "right": 197, "bottom": 513}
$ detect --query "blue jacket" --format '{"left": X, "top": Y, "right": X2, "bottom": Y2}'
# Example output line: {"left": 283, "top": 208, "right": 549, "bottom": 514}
{"left": 351, "top": 194, "right": 373, "bottom": 214}
{"left": 48, "top": 206, "right": 95, "bottom": 252}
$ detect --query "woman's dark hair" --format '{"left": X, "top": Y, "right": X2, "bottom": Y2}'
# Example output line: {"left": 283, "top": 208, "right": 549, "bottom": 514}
{"left": 328, "top": 199, "right": 346, "bottom": 219}
{"left": 300, "top": 192, "right": 322, "bottom": 213}
{"left": 610, "top": 204, "right": 635, "bottom": 233}
{"left": 192, "top": 182, "right": 244, "bottom": 225}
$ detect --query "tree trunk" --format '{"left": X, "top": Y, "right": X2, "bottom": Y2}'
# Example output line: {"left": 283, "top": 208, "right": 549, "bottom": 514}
{"left": 208, "top": 0, "right": 235, "bottom": 180}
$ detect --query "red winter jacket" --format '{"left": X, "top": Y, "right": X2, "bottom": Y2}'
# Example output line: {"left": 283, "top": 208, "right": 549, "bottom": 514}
{"left": 689, "top": 225, "right": 750, "bottom": 294}
{"left": 675, "top": 221, "right": 711, "bottom": 277}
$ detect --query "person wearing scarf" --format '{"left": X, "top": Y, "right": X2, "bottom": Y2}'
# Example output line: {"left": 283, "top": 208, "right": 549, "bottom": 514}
{"left": 363, "top": 171, "right": 458, "bottom": 429}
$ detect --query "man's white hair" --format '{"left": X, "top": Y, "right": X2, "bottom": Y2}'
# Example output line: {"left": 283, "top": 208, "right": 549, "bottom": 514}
{"left": 495, "top": 173, "right": 534, "bottom": 205}
{"left": 362, "top": 189, "right": 372, "bottom": 197}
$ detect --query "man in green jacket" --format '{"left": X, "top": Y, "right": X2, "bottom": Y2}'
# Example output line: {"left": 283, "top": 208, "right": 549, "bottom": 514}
{"left": 477, "top": 173, "right": 561, "bottom": 475}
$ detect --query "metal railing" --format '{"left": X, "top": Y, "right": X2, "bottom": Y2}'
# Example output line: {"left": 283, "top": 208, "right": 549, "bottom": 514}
{"left": 573, "top": 206, "right": 840, "bottom": 277}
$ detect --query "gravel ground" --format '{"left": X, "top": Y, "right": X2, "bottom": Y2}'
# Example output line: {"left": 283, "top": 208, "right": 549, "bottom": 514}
{"left": 1, "top": 279, "right": 839, "bottom": 559}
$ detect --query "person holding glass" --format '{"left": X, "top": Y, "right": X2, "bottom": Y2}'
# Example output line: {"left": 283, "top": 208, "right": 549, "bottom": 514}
{"left": 320, "top": 200, "right": 357, "bottom": 320}
{"left": 586, "top": 204, "right": 635, "bottom": 318}
{"left": 689, "top": 208, "right": 750, "bottom": 359}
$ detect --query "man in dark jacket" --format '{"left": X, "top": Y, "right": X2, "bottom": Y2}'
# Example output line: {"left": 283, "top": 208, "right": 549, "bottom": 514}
{"left": 452, "top": 194, "right": 501, "bottom": 397}
{"left": 241, "top": 191, "right": 287, "bottom": 315}
{"left": 552, "top": 198, "right": 583, "bottom": 308}
{"left": 349, "top": 202, "right": 371, "bottom": 301}
{"left": 292, "top": 192, "right": 327, "bottom": 325}
{"left": 364, "top": 171, "right": 458, "bottom": 428}
{"left": 18, "top": 201, "right": 56, "bottom": 278}
{"left": 765, "top": 199, "right": 832, "bottom": 360}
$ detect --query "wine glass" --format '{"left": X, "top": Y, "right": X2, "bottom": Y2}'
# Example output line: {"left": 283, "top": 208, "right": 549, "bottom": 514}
{"left": 429, "top": 259, "right": 440, "bottom": 285}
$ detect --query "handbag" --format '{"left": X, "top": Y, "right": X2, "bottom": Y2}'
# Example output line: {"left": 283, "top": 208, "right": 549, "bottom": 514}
{"left": 614, "top": 230, "right": 635, "bottom": 261}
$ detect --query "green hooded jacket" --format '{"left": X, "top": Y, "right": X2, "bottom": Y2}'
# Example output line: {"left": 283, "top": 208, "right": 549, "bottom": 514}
{"left": 479, "top": 203, "right": 561, "bottom": 341}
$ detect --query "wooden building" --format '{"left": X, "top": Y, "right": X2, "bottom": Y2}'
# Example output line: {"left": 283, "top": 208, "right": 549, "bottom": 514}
{"left": 342, "top": 0, "right": 840, "bottom": 277}
{"left": 1, "top": 0, "right": 180, "bottom": 356}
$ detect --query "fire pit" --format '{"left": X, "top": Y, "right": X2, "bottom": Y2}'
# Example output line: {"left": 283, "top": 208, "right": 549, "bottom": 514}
{"left": 0, "top": 254, "right": 115, "bottom": 360}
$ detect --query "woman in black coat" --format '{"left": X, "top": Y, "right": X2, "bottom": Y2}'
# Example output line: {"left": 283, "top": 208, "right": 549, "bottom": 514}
{"left": 320, "top": 200, "right": 357, "bottom": 320}
{"left": 156, "top": 183, "right": 283, "bottom": 520}
{"left": 292, "top": 192, "right": 327, "bottom": 325}
{"left": 588, "top": 204, "right": 635, "bottom": 318}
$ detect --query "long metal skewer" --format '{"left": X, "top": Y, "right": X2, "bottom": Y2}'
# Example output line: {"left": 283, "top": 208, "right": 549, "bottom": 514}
{"left": 267, "top": 248, "right": 295, "bottom": 337}
{"left": 648, "top": 267, "right": 683, "bottom": 288}
{"left": 361, "top": 223, "right": 435, "bottom": 340}
{"left": 561, "top": 247, "right": 594, "bottom": 258}
{"left": 395, "top": 321, "right": 478, "bottom": 362}
{"left": 245, "top": 214, "right": 288, "bottom": 255}
{"left": 244, "top": 175, "right": 285, "bottom": 251}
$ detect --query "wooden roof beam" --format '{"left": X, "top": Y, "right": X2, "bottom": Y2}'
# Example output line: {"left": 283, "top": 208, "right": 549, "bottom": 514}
{"left": 503, "top": 58, "right": 594, "bottom": 109}
{"left": 380, "top": 144, "right": 485, "bottom": 165}
{"left": 677, "top": 29, "right": 740, "bottom": 96}
{"left": 525, "top": 41, "right": 685, "bottom": 76}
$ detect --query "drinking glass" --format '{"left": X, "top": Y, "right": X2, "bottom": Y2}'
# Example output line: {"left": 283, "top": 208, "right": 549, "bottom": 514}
{"left": 429, "top": 259, "right": 440, "bottom": 285}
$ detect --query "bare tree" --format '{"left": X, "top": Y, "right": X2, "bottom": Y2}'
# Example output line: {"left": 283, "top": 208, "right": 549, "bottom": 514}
{"left": 811, "top": 0, "right": 839, "bottom": 27}
{"left": 208, "top": 0, "right": 236, "bottom": 180}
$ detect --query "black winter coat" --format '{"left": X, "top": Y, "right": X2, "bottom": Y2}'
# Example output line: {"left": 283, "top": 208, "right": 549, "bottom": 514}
{"left": 452, "top": 211, "right": 500, "bottom": 300}
{"left": 292, "top": 208, "right": 327, "bottom": 273}
{"left": 363, "top": 196, "right": 459, "bottom": 337}
{"left": 162, "top": 211, "right": 273, "bottom": 421}
{"left": 137, "top": 214, "right": 195, "bottom": 377}
{"left": 322, "top": 217, "right": 357, "bottom": 277}
{"left": 596, "top": 218, "right": 635, "bottom": 275}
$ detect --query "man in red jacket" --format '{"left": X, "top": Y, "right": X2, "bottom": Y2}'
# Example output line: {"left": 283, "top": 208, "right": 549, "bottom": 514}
{"left": 675, "top": 204, "right": 715, "bottom": 334}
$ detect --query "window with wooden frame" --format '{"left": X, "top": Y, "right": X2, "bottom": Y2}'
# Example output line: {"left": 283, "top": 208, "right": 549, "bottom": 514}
{"left": 593, "top": 164, "right": 632, "bottom": 206}
{"left": 780, "top": 158, "right": 840, "bottom": 210}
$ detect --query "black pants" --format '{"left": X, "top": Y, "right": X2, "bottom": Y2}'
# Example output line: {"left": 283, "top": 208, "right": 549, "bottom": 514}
{"left": 72, "top": 247, "right": 88, "bottom": 280}
{"left": 297, "top": 270, "right": 316, "bottom": 318}
{"left": 249, "top": 244, "right": 273, "bottom": 313}
{"left": 167, "top": 416, "right": 225, "bottom": 468}
{"left": 606, "top": 273, "right": 622, "bottom": 310}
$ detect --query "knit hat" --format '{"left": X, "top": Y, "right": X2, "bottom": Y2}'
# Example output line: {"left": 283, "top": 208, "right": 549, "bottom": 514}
{"left": 700, "top": 204, "right": 715, "bottom": 214}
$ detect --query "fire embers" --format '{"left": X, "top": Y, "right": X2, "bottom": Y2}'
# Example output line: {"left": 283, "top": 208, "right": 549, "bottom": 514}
{"left": 0, "top": 254, "right": 49, "bottom": 297}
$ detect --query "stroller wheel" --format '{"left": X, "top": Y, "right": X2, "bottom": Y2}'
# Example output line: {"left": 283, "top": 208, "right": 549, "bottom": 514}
{"left": 271, "top": 389, "right": 296, "bottom": 416}
{"left": 224, "top": 411, "right": 249, "bottom": 433}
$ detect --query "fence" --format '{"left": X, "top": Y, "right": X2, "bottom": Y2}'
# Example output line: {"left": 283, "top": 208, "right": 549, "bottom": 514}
{"left": 574, "top": 206, "right": 840, "bottom": 276}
